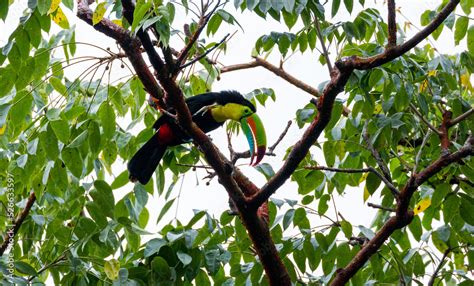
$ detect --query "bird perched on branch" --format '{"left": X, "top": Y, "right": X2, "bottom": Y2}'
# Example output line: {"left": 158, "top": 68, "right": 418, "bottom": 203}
{"left": 128, "top": 90, "right": 267, "bottom": 185}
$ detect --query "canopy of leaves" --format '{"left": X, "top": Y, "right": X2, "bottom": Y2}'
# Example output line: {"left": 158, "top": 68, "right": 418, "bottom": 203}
{"left": 0, "top": 0, "right": 473, "bottom": 285}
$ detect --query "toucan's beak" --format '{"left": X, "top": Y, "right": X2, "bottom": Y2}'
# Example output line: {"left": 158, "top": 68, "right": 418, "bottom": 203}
{"left": 240, "top": 113, "right": 267, "bottom": 166}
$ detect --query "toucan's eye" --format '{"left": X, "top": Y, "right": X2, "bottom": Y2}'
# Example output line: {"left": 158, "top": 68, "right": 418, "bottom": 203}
{"left": 244, "top": 108, "right": 250, "bottom": 114}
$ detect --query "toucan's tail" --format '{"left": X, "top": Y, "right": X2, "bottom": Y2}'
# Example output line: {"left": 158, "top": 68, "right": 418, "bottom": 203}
{"left": 128, "top": 135, "right": 166, "bottom": 185}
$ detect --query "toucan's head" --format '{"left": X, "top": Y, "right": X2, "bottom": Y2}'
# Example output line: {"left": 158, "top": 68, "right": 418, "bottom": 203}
{"left": 212, "top": 91, "right": 267, "bottom": 166}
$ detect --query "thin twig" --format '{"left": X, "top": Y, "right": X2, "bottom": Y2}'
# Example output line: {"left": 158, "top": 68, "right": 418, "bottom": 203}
{"left": 363, "top": 121, "right": 396, "bottom": 192}
{"left": 230, "top": 120, "right": 292, "bottom": 164}
{"left": 304, "top": 165, "right": 400, "bottom": 196}
{"left": 269, "top": 120, "right": 292, "bottom": 153}
{"left": 448, "top": 108, "right": 473, "bottom": 127}
{"left": 427, "top": 248, "right": 451, "bottom": 286}
{"left": 174, "top": 0, "right": 221, "bottom": 74}
{"left": 222, "top": 57, "right": 321, "bottom": 97}
{"left": 367, "top": 202, "right": 395, "bottom": 212}
{"left": 180, "top": 33, "right": 230, "bottom": 69}
{"left": 314, "top": 18, "right": 333, "bottom": 73}
{"left": 413, "top": 130, "right": 432, "bottom": 174}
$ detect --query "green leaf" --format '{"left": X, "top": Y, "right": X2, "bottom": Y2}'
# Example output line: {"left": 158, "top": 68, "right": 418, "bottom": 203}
{"left": 283, "top": 208, "right": 295, "bottom": 229}
{"left": 343, "top": 0, "right": 353, "bottom": 13}
{"left": 454, "top": 17, "right": 468, "bottom": 45}
{"left": 144, "top": 238, "right": 167, "bottom": 258}
{"left": 468, "top": 25, "right": 474, "bottom": 55}
{"left": 177, "top": 251, "right": 192, "bottom": 266}
{"left": 92, "top": 180, "right": 115, "bottom": 218}
{"left": 365, "top": 171, "right": 381, "bottom": 196}
{"left": 112, "top": 170, "right": 129, "bottom": 189}
{"left": 104, "top": 259, "right": 120, "bottom": 280}
{"left": 190, "top": 75, "right": 208, "bottom": 95}
{"left": 93, "top": 2, "right": 107, "bottom": 25}
{"left": 207, "top": 14, "right": 222, "bottom": 36}
{"left": 68, "top": 130, "right": 88, "bottom": 148}
{"left": 283, "top": 0, "right": 295, "bottom": 12}
{"left": 340, "top": 220, "right": 352, "bottom": 239}
{"left": 318, "top": 194, "right": 330, "bottom": 215}
{"left": 459, "top": 194, "right": 474, "bottom": 225}
{"left": 271, "top": 0, "right": 284, "bottom": 12}
{"left": 50, "top": 119, "right": 70, "bottom": 143}
{"left": 205, "top": 249, "right": 220, "bottom": 274}
{"left": 40, "top": 125, "right": 59, "bottom": 160}
{"left": 0, "top": 0, "right": 8, "bottom": 20}
{"left": 151, "top": 256, "right": 172, "bottom": 281}
{"left": 131, "top": 0, "right": 152, "bottom": 32}
{"left": 156, "top": 198, "right": 175, "bottom": 224}
{"left": 15, "top": 261, "right": 37, "bottom": 276}
{"left": 62, "top": 147, "right": 83, "bottom": 178}
{"left": 50, "top": 77, "right": 67, "bottom": 95}
{"left": 99, "top": 103, "right": 116, "bottom": 140}
{"left": 34, "top": 48, "right": 50, "bottom": 81}
{"left": 254, "top": 163, "right": 275, "bottom": 180}
{"left": 331, "top": 0, "right": 341, "bottom": 17}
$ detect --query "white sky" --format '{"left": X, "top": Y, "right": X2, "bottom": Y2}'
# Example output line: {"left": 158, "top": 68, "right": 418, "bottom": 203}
{"left": 1, "top": 0, "right": 461, "bottom": 242}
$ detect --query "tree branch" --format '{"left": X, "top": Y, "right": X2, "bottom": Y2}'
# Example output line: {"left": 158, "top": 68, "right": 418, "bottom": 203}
{"left": 331, "top": 135, "right": 472, "bottom": 285}
{"left": 222, "top": 57, "right": 322, "bottom": 97}
{"left": 314, "top": 19, "right": 333, "bottom": 73}
{"left": 305, "top": 165, "right": 399, "bottom": 196}
{"left": 0, "top": 192, "right": 36, "bottom": 256}
{"left": 387, "top": 0, "right": 397, "bottom": 47}
{"left": 174, "top": 0, "right": 221, "bottom": 74}
{"left": 249, "top": 64, "right": 353, "bottom": 210}
{"left": 409, "top": 103, "right": 441, "bottom": 135}
{"left": 230, "top": 120, "right": 292, "bottom": 164}
{"left": 121, "top": 0, "right": 168, "bottom": 79}
{"left": 439, "top": 110, "right": 453, "bottom": 153}
{"left": 180, "top": 33, "right": 230, "bottom": 69}
{"left": 339, "top": 0, "right": 460, "bottom": 70}
{"left": 448, "top": 108, "right": 473, "bottom": 127}
{"left": 362, "top": 122, "right": 399, "bottom": 197}
{"left": 367, "top": 202, "right": 395, "bottom": 212}
{"left": 76, "top": 0, "right": 164, "bottom": 103}
{"left": 427, "top": 248, "right": 451, "bottom": 286}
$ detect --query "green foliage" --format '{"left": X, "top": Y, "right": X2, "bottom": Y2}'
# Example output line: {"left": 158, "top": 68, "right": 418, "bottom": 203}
{"left": 0, "top": 0, "right": 473, "bottom": 285}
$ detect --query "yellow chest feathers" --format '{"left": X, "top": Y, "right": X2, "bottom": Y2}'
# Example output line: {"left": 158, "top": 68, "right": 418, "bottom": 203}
{"left": 210, "top": 103, "right": 246, "bottom": 122}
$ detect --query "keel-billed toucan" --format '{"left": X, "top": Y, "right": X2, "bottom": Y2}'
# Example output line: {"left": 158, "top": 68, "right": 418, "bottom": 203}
{"left": 128, "top": 90, "right": 267, "bottom": 185}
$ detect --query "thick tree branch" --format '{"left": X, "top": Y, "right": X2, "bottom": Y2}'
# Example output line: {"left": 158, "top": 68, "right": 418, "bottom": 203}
{"left": 0, "top": 192, "right": 36, "bottom": 256}
{"left": 249, "top": 65, "right": 353, "bottom": 209}
{"left": 387, "top": 0, "right": 397, "bottom": 47}
{"left": 439, "top": 111, "right": 453, "bottom": 153}
{"left": 121, "top": 0, "right": 168, "bottom": 79}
